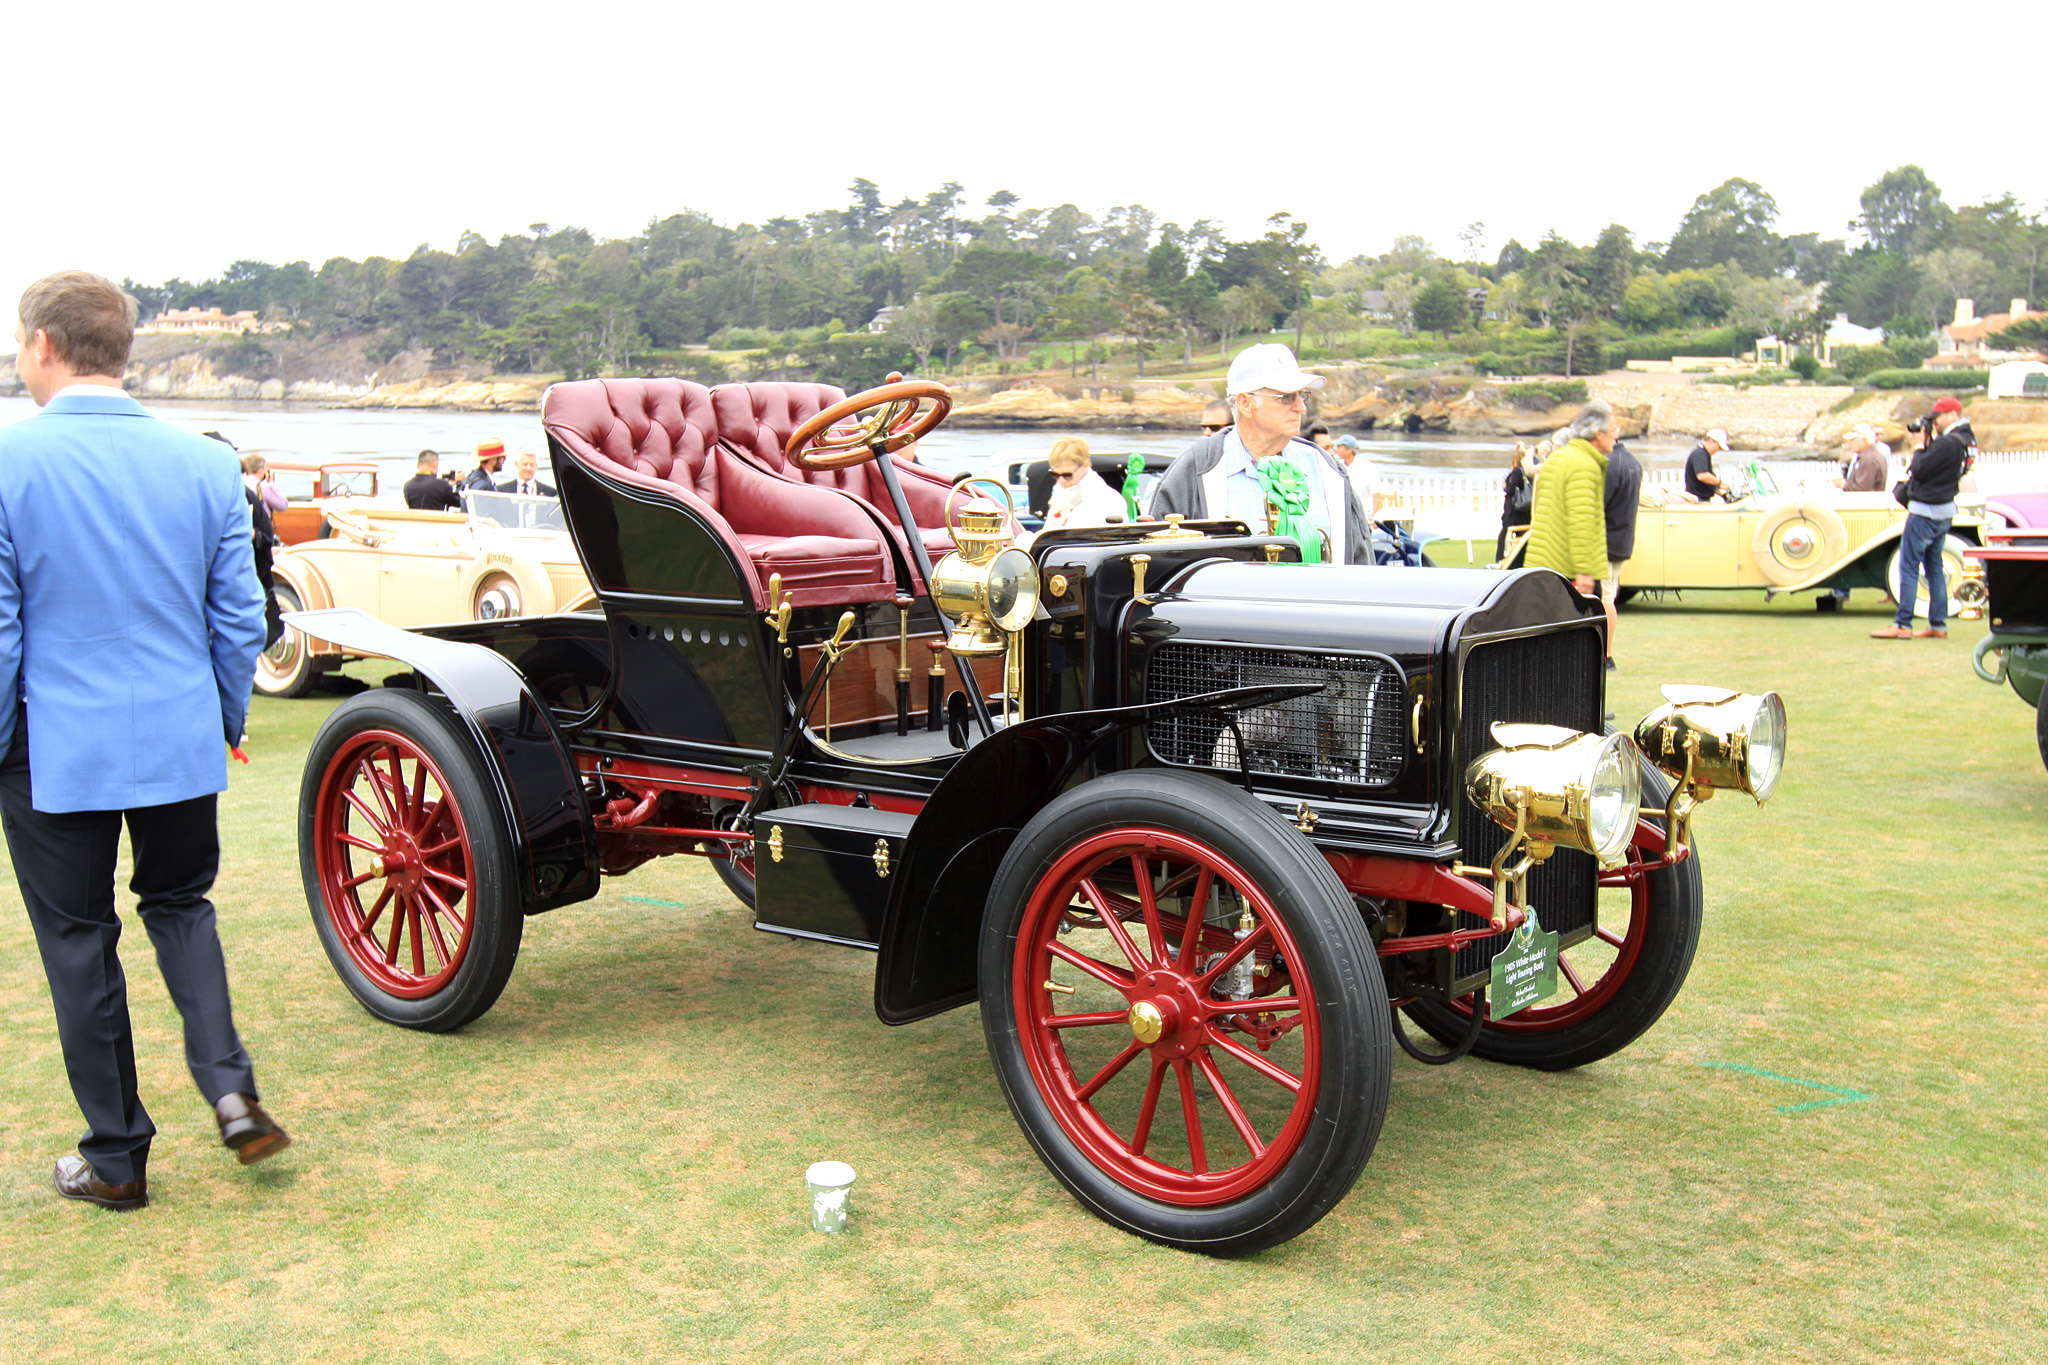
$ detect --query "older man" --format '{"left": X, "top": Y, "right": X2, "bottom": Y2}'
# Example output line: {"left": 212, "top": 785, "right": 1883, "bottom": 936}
{"left": 2, "top": 271, "right": 288, "bottom": 1212}
{"left": 1835, "top": 425, "right": 1889, "bottom": 492}
{"left": 1525, "top": 400, "right": 1614, "bottom": 639}
{"left": 497, "top": 451, "right": 556, "bottom": 498}
{"left": 1684, "top": 428, "right": 1730, "bottom": 501}
{"left": 1148, "top": 344, "right": 1367, "bottom": 563}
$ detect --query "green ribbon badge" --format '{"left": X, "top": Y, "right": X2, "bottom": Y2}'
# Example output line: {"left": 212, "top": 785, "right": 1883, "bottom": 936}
{"left": 1253, "top": 454, "right": 1321, "bottom": 564}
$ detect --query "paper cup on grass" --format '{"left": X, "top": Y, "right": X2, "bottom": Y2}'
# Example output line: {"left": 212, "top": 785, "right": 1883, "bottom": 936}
{"left": 806, "top": 1161, "right": 857, "bottom": 1234}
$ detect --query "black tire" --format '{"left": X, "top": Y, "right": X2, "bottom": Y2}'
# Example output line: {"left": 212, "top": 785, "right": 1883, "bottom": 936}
{"left": 979, "top": 768, "right": 1391, "bottom": 1256}
{"left": 254, "top": 582, "right": 320, "bottom": 698}
{"left": 299, "top": 689, "right": 523, "bottom": 1031}
{"left": 1404, "top": 757, "right": 1702, "bottom": 1070}
{"left": 2037, "top": 689, "right": 2047, "bottom": 775}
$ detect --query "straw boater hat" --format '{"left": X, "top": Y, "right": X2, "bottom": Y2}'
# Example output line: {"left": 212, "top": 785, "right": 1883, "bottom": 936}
{"left": 476, "top": 437, "right": 506, "bottom": 462}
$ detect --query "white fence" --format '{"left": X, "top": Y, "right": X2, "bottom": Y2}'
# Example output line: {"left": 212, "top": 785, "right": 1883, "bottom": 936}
{"left": 1384, "top": 450, "right": 2048, "bottom": 541}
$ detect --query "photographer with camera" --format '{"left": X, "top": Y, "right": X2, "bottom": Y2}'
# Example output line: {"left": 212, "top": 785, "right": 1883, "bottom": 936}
{"left": 1872, "top": 397, "right": 1975, "bottom": 640}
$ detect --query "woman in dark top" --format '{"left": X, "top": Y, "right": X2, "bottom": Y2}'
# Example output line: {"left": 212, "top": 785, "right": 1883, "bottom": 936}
{"left": 1498, "top": 441, "right": 1535, "bottom": 561}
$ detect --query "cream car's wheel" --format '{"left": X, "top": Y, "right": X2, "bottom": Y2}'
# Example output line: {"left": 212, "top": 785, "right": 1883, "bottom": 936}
{"left": 255, "top": 583, "right": 320, "bottom": 698}
{"left": 1751, "top": 501, "right": 1848, "bottom": 586}
{"left": 1885, "top": 534, "right": 1973, "bottom": 619}
{"left": 473, "top": 572, "right": 523, "bottom": 621}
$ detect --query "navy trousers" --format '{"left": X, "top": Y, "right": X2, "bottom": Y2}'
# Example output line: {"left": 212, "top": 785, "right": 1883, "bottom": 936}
{"left": 0, "top": 735, "right": 257, "bottom": 1185}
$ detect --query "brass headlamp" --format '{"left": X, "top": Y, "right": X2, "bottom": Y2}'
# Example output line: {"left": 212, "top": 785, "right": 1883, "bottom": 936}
{"left": 1464, "top": 723, "right": 1644, "bottom": 867}
{"left": 930, "top": 501, "right": 1039, "bottom": 657}
{"left": 1633, "top": 685, "right": 1786, "bottom": 804}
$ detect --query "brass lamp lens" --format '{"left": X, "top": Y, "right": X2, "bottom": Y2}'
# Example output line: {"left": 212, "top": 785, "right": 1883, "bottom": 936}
{"left": 1633, "top": 687, "right": 1786, "bottom": 804}
{"left": 1464, "top": 727, "right": 1642, "bottom": 864}
{"left": 984, "top": 548, "right": 1039, "bottom": 632}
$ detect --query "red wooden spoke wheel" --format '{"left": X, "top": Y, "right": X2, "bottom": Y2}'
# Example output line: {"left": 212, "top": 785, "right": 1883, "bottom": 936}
{"left": 300, "top": 690, "right": 523, "bottom": 1032}
{"left": 981, "top": 769, "right": 1389, "bottom": 1256}
{"left": 1402, "top": 756, "right": 1704, "bottom": 1070}
{"left": 313, "top": 729, "right": 477, "bottom": 998}
{"left": 1015, "top": 828, "right": 1321, "bottom": 1204}
{"left": 785, "top": 374, "right": 951, "bottom": 471}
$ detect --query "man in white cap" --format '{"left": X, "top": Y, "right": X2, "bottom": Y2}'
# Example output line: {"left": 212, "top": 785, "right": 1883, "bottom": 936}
{"left": 1148, "top": 344, "right": 1368, "bottom": 563}
{"left": 1834, "top": 425, "right": 1888, "bottom": 493}
{"left": 1684, "top": 429, "right": 1730, "bottom": 501}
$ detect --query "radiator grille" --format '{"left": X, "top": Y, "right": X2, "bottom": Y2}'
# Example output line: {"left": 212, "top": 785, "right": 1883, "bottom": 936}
{"left": 1145, "top": 644, "right": 1406, "bottom": 785}
{"left": 1455, "top": 627, "right": 1605, "bottom": 981}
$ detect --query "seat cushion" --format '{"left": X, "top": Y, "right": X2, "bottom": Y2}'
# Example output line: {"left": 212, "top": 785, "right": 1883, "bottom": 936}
{"left": 736, "top": 533, "right": 890, "bottom": 602}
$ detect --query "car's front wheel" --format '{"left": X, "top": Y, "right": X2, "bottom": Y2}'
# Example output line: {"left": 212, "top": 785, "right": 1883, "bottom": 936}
{"left": 300, "top": 689, "right": 523, "bottom": 1031}
{"left": 1402, "top": 756, "right": 1703, "bottom": 1070}
{"left": 980, "top": 769, "right": 1390, "bottom": 1255}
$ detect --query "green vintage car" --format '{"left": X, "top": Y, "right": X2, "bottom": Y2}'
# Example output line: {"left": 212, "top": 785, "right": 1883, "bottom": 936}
{"left": 1967, "top": 533, "right": 2048, "bottom": 771}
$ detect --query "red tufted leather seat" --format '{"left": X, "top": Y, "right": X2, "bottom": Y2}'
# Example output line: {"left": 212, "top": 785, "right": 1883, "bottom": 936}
{"left": 710, "top": 382, "right": 958, "bottom": 581}
{"left": 542, "top": 378, "right": 894, "bottom": 608}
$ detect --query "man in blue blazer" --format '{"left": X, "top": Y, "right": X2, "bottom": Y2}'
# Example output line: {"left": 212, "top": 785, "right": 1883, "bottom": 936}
{"left": 1, "top": 271, "right": 290, "bottom": 1211}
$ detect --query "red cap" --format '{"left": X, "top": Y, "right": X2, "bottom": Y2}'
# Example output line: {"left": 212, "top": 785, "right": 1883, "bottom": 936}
{"left": 1931, "top": 397, "right": 1963, "bottom": 414}
{"left": 476, "top": 437, "right": 507, "bottom": 459}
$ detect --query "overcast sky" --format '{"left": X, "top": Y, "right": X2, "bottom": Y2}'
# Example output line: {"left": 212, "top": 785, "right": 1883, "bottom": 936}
{"left": 6, "top": 0, "right": 2043, "bottom": 346}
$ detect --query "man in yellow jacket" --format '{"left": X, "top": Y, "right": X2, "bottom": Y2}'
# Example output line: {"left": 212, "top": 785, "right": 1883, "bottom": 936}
{"left": 1524, "top": 400, "right": 1616, "bottom": 662}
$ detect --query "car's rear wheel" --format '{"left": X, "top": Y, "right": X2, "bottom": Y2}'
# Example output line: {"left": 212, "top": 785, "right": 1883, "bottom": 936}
{"left": 710, "top": 804, "right": 757, "bottom": 909}
{"left": 300, "top": 689, "right": 522, "bottom": 1031}
{"left": 254, "top": 583, "right": 321, "bottom": 698}
{"left": 1885, "top": 534, "right": 1973, "bottom": 620}
{"left": 980, "top": 769, "right": 1389, "bottom": 1255}
{"left": 2037, "top": 688, "right": 2047, "bottom": 775}
{"left": 1403, "top": 758, "right": 1702, "bottom": 1070}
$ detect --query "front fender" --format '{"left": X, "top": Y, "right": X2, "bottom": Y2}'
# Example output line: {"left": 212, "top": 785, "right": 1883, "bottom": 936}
{"left": 872, "top": 683, "right": 1319, "bottom": 1025}
{"left": 284, "top": 608, "right": 599, "bottom": 915}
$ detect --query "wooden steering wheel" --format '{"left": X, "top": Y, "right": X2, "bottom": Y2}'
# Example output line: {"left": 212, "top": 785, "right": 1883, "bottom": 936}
{"left": 786, "top": 373, "right": 952, "bottom": 471}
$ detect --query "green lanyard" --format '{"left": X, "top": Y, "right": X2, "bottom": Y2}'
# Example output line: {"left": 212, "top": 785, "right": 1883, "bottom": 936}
{"left": 1253, "top": 452, "right": 1321, "bottom": 564}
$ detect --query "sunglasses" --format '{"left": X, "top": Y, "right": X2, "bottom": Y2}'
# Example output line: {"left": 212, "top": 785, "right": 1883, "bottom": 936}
{"left": 1054, "top": 466, "right": 1087, "bottom": 481}
{"left": 1201, "top": 422, "right": 1230, "bottom": 433}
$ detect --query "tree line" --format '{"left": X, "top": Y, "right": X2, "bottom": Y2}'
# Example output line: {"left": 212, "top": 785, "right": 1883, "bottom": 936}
{"left": 127, "top": 167, "right": 2046, "bottom": 386}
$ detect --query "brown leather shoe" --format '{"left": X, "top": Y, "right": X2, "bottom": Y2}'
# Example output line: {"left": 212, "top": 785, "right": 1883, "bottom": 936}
{"left": 214, "top": 1093, "right": 292, "bottom": 1166}
{"left": 54, "top": 1155, "right": 148, "bottom": 1211}
{"left": 1869, "top": 625, "right": 1915, "bottom": 638}
{"left": 1913, "top": 627, "right": 1948, "bottom": 638}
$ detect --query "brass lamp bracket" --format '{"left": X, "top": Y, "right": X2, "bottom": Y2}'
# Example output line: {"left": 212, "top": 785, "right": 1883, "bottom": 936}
{"left": 1666, "top": 731, "right": 1705, "bottom": 854}
{"left": 1450, "top": 788, "right": 1543, "bottom": 931}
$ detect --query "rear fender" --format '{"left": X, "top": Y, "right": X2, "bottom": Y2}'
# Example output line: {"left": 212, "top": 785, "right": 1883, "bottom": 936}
{"left": 284, "top": 607, "right": 600, "bottom": 914}
{"left": 270, "top": 558, "right": 344, "bottom": 657}
{"left": 872, "top": 683, "right": 1319, "bottom": 1025}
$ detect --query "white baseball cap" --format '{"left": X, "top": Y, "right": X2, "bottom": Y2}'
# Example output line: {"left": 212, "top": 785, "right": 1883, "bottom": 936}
{"left": 1226, "top": 344, "right": 1327, "bottom": 398}
{"left": 1704, "top": 428, "right": 1732, "bottom": 449}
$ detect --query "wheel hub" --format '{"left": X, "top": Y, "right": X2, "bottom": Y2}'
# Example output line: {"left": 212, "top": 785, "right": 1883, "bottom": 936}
{"left": 1129, "top": 970, "right": 1201, "bottom": 1057}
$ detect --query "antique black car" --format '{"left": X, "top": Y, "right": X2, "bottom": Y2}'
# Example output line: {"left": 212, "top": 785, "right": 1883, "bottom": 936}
{"left": 289, "top": 376, "right": 1784, "bottom": 1254}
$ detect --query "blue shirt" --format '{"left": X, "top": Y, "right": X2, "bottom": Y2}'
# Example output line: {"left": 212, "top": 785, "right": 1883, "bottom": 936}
{"left": 1218, "top": 431, "right": 1334, "bottom": 545}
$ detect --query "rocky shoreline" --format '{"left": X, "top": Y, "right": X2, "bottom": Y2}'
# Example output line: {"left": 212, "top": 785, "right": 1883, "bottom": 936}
{"left": 5, "top": 351, "right": 2043, "bottom": 453}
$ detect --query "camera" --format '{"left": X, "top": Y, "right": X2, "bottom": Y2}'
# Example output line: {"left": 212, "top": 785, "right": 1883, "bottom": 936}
{"left": 1906, "top": 417, "right": 1931, "bottom": 434}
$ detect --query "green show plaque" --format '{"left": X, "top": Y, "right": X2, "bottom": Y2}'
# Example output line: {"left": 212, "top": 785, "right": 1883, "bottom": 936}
{"left": 1489, "top": 906, "right": 1559, "bottom": 1020}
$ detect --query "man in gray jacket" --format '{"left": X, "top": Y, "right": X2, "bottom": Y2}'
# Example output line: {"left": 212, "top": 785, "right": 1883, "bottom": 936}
{"left": 1148, "top": 344, "right": 1370, "bottom": 564}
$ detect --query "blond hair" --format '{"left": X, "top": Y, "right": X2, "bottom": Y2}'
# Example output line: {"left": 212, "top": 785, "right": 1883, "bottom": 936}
{"left": 1047, "top": 436, "right": 1091, "bottom": 473}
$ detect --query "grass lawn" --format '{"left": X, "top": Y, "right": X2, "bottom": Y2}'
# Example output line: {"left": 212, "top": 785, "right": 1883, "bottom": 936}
{"left": 2, "top": 592, "right": 2044, "bottom": 1364}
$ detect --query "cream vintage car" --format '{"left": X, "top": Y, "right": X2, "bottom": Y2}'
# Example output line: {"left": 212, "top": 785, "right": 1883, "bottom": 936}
{"left": 1507, "top": 484, "right": 1984, "bottom": 614}
{"left": 258, "top": 491, "right": 593, "bottom": 697}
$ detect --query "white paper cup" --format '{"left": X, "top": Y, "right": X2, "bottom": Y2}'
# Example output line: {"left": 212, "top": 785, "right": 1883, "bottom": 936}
{"left": 805, "top": 1161, "right": 857, "bottom": 1234}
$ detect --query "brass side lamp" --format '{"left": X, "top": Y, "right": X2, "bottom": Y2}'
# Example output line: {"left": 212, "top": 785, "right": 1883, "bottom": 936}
{"left": 930, "top": 501, "right": 1039, "bottom": 657}
{"left": 1461, "top": 723, "right": 1644, "bottom": 927}
{"left": 1631, "top": 684, "right": 1785, "bottom": 851}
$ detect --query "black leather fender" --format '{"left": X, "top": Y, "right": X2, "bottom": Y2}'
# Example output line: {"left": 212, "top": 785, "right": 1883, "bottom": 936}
{"left": 284, "top": 608, "right": 600, "bottom": 915}
{"left": 873, "top": 683, "right": 1318, "bottom": 1024}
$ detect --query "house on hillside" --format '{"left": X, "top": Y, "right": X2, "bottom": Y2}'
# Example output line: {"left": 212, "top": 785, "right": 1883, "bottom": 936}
{"left": 1932, "top": 298, "right": 2041, "bottom": 368}
{"left": 136, "top": 306, "right": 285, "bottom": 337}
{"left": 866, "top": 304, "right": 904, "bottom": 334}
{"left": 1750, "top": 313, "right": 1885, "bottom": 367}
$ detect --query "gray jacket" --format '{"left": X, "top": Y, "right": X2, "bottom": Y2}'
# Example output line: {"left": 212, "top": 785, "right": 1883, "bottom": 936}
{"left": 1148, "top": 432, "right": 1372, "bottom": 565}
